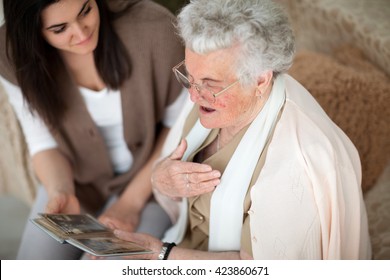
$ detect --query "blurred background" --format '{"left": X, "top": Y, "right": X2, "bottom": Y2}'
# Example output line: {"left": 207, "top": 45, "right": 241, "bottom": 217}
{"left": 154, "top": 0, "right": 188, "bottom": 14}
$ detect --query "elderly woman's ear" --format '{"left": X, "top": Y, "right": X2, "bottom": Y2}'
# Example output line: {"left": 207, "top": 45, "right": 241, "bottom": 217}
{"left": 255, "top": 71, "right": 273, "bottom": 97}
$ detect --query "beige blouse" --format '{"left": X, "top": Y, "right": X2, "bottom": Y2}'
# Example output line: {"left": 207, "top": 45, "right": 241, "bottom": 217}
{"left": 178, "top": 106, "right": 274, "bottom": 257}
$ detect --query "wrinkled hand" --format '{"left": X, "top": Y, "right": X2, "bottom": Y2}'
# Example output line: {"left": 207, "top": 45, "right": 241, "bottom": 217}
{"left": 114, "top": 230, "right": 163, "bottom": 260}
{"left": 151, "top": 139, "right": 221, "bottom": 199}
{"left": 98, "top": 200, "right": 139, "bottom": 232}
{"left": 45, "top": 191, "right": 80, "bottom": 214}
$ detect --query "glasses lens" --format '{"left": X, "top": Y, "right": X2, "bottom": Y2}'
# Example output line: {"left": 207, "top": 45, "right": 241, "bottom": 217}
{"left": 173, "top": 61, "right": 217, "bottom": 103}
{"left": 175, "top": 71, "right": 191, "bottom": 89}
{"left": 174, "top": 63, "right": 191, "bottom": 89}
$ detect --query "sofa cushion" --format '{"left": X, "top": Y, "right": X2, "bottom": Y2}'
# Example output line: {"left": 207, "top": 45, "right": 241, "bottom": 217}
{"left": 0, "top": 82, "right": 37, "bottom": 205}
{"left": 364, "top": 162, "right": 390, "bottom": 259}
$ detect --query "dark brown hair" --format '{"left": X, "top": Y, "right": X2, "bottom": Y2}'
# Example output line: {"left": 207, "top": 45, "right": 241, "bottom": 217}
{"left": 3, "top": 0, "right": 131, "bottom": 129}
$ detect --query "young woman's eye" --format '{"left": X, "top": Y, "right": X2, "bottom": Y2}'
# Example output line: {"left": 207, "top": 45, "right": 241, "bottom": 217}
{"left": 53, "top": 26, "right": 66, "bottom": 34}
{"left": 82, "top": 6, "right": 92, "bottom": 17}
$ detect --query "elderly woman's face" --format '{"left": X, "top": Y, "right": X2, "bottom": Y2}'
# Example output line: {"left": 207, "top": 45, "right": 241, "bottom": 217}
{"left": 185, "top": 48, "right": 259, "bottom": 131}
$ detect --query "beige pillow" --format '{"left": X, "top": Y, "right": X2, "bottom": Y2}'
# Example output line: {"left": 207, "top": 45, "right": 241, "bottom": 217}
{"left": 288, "top": 45, "right": 390, "bottom": 192}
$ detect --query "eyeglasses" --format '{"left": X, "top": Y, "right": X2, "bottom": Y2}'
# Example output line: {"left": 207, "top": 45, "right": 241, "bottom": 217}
{"left": 172, "top": 60, "right": 238, "bottom": 103}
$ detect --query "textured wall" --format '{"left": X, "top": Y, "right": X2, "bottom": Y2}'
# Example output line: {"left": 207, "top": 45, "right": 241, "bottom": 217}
{"left": 280, "top": 0, "right": 390, "bottom": 76}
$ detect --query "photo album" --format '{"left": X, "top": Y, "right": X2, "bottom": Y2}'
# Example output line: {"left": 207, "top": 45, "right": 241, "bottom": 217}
{"left": 31, "top": 213, "right": 152, "bottom": 257}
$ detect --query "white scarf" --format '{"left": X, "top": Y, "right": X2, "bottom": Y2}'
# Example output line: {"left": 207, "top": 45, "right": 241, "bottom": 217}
{"left": 163, "top": 74, "right": 286, "bottom": 251}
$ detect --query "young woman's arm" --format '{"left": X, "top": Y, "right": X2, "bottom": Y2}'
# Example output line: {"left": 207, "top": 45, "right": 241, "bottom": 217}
{"left": 32, "top": 148, "right": 80, "bottom": 214}
{"left": 1, "top": 76, "right": 80, "bottom": 214}
{"left": 98, "top": 127, "right": 170, "bottom": 231}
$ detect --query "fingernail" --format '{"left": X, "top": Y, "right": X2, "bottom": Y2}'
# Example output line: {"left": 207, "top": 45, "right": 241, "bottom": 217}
{"left": 205, "top": 166, "right": 212, "bottom": 171}
{"left": 108, "top": 223, "right": 116, "bottom": 230}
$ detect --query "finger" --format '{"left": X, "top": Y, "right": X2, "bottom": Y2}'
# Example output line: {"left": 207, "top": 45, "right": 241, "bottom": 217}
{"left": 98, "top": 213, "right": 116, "bottom": 224}
{"left": 187, "top": 170, "right": 221, "bottom": 184}
{"left": 100, "top": 217, "right": 131, "bottom": 231}
{"left": 62, "top": 195, "right": 81, "bottom": 214}
{"left": 114, "top": 230, "right": 137, "bottom": 242}
{"left": 169, "top": 139, "right": 187, "bottom": 160}
{"left": 45, "top": 205, "right": 57, "bottom": 214}
{"left": 105, "top": 221, "right": 117, "bottom": 230}
{"left": 185, "top": 173, "right": 190, "bottom": 189}
{"left": 98, "top": 215, "right": 111, "bottom": 226}
{"left": 45, "top": 199, "right": 61, "bottom": 214}
{"left": 114, "top": 231, "right": 161, "bottom": 256}
{"left": 173, "top": 161, "right": 213, "bottom": 173}
{"left": 185, "top": 178, "right": 220, "bottom": 197}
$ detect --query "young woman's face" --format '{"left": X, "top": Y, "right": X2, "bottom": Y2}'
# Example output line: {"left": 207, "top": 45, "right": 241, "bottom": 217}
{"left": 41, "top": 0, "right": 100, "bottom": 56}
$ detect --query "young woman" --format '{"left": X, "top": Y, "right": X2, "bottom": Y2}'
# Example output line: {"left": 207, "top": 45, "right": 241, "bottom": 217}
{"left": 0, "top": 0, "right": 185, "bottom": 259}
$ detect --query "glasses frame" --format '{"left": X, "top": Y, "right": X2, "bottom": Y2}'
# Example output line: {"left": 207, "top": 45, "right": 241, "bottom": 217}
{"left": 172, "top": 60, "right": 239, "bottom": 101}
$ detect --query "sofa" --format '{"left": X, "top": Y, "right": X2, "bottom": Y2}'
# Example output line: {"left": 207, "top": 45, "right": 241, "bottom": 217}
{"left": 0, "top": 0, "right": 389, "bottom": 259}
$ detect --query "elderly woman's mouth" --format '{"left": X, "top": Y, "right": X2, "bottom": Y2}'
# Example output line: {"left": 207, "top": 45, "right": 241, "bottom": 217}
{"left": 200, "top": 106, "right": 216, "bottom": 113}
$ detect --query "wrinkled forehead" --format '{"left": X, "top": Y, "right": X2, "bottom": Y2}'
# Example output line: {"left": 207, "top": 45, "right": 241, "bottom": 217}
{"left": 184, "top": 47, "right": 239, "bottom": 80}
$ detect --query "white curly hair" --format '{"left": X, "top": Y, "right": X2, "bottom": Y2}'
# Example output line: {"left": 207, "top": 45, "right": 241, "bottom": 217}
{"left": 177, "top": 0, "right": 295, "bottom": 86}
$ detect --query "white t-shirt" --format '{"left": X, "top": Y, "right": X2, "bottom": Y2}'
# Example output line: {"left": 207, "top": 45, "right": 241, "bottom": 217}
{"left": 0, "top": 75, "right": 187, "bottom": 174}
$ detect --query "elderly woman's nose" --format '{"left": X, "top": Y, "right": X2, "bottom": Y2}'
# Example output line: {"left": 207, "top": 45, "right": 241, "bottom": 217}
{"left": 188, "top": 87, "right": 202, "bottom": 102}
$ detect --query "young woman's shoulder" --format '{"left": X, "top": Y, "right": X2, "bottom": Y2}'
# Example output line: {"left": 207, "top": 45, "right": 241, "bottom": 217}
{"left": 113, "top": 0, "right": 182, "bottom": 55}
{"left": 113, "top": 0, "right": 177, "bottom": 33}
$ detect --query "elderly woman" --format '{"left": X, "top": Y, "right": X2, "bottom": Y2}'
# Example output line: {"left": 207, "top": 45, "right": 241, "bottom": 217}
{"left": 115, "top": 0, "right": 371, "bottom": 259}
